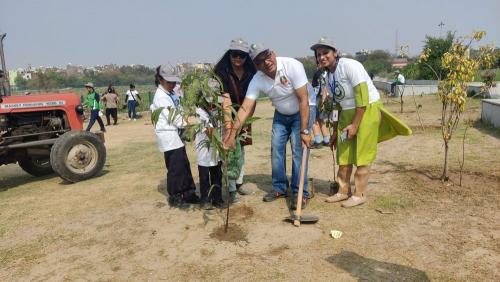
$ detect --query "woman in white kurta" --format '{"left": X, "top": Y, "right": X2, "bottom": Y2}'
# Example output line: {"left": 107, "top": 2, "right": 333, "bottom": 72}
{"left": 311, "top": 37, "right": 411, "bottom": 208}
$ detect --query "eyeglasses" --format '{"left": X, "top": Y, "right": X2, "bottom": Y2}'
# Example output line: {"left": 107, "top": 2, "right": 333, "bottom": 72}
{"left": 253, "top": 50, "right": 272, "bottom": 65}
{"left": 230, "top": 51, "right": 247, "bottom": 59}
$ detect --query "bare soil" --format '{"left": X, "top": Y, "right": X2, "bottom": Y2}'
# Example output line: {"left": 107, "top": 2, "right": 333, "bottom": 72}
{"left": 0, "top": 95, "right": 499, "bottom": 281}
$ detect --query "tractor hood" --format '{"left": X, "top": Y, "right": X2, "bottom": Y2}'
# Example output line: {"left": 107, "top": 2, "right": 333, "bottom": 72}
{"left": 0, "top": 92, "right": 82, "bottom": 113}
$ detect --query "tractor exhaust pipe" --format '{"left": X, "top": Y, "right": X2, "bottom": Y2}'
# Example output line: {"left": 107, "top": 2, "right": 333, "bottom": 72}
{"left": 0, "top": 33, "right": 11, "bottom": 97}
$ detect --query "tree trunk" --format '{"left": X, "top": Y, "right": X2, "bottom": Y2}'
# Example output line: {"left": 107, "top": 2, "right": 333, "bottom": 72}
{"left": 400, "top": 94, "right": 404, "bottom": 113}
{"left": 441, "top": 141, "right": 449, "bottom": 181}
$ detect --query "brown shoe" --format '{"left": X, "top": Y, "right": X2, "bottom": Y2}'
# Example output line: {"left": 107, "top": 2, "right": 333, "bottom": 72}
{"left": 325, "top": 193, "right": 349, "bottom": 203}
{"left": 341, "top": 196, "right": 367, "bottom": 208}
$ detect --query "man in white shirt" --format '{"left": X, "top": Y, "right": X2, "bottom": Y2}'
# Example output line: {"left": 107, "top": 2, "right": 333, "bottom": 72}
{"left": 224, "top": 44, "right": 311, "bottom": 209}
{"left": 391, "top": 70, "right": 405, "bottom": 96}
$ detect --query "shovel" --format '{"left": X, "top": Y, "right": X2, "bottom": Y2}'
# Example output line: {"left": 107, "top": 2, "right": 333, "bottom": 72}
{"left": 284, "top": 146, "right": 319, "bottom": 226}
{"left": 330, "top": 147, "right": 339, "bottom": 195}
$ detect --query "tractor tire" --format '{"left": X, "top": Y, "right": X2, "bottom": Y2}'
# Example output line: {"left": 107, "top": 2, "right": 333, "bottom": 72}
{"left": 50, "top": 131, "right": 106, "bottom": 183}
{"left": 18, "top": 156, "right": 54, "bottom": 176}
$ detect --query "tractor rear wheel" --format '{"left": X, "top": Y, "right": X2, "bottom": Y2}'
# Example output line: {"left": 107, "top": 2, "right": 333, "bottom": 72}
{"left": 50, "top": 131, "right": 106, "bottom": 183}
{"left": 18, "top": 156, "right": 53, "bottom": 176}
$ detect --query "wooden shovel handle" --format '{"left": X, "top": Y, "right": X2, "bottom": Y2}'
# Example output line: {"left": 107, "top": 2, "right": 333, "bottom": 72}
{"left": 294, "top": 146, "right": 308, "bottom": 227}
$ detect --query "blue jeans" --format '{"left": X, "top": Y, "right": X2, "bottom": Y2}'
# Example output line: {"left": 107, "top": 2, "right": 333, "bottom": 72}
{"left": 86, "top": 109, "right": 105, "bottom": 131}
{"left": 128, "top": 100, "right": 137, "bottom": 118}
{"left": 271, "top": 111, "right": 309, "bottom": 198}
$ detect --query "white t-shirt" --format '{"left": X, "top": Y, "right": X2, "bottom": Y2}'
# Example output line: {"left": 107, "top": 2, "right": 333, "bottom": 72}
{"left": 328, "top": 58, "right": 380, "bottom": 110}
{"left": 194, "top": 107, "right": 220, "bottom": 167}
{"left": 150, "top": 85, "right": 185, "bottom": 152}
{"left": 397, "top": 74, "right": 405, "bottom": 84}
{"left": 246, "top": 57, "right": 308, "bottom": 115}
{"left": 126, "top": 90, "right": 139, "bottom": 101}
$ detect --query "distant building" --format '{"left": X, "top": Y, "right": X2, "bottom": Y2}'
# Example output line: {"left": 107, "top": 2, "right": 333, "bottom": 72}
{"left": 66, "top": 63, "right": 84, "bottom": 76}
{"left": 194, "top": 63, "right": 212, "bottom": 70}
{"left": 392, "top": 58, "right": 408, "bottom": 69}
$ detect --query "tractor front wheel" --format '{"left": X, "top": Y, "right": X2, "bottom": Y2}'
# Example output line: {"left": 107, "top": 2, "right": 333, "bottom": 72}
{"left": 50, "top": 131, "right": 106, "bottom": 183}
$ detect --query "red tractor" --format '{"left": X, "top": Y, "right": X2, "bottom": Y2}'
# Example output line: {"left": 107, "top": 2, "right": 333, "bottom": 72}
{"left": 0, "top": 33, "right": 106, "bottom": 183}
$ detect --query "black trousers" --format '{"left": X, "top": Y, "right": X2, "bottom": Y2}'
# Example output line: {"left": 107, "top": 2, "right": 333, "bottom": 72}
{"left": 105, "top": 108, "right": 118, "bottom": 125}
{"left": 164, "top": 147, "right": 197, "bottom": 198}
{"left": 198, "top": 162, "right": 223, "bottom": 203}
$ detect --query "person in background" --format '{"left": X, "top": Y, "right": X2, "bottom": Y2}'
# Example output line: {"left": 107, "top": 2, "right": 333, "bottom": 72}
{"left": 83, "top": 82, "right": 106, "bottom": 132}
{"left": 307, "top": 82, "right": 317, "bottom": 141}
{"left": 151, "top": 65, "right": 199, "bottom": 208}
{"left": 311, "top": 69, "right": 331, "bottom": 148}
{"left": 102, "top": 85, "right": 119, "bottom": 126}
{"left": 390, "top": 70, "right": 405, "bottom": 96}
{"left": 126, "top": 84, "right": 141, "bottom": 120}
{"left": 214, "top": 38, "right": 257, "bottom": 203}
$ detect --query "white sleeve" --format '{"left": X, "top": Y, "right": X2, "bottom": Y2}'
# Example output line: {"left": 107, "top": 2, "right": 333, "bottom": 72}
{"left": 288, "top": 59, "right": 308, "bottom": 90}
{"left": 158, "top": 95, "right": 183, "bottom": 128}
{"left": 195, "top": 107, "right": 210, "bottom": 123}
{"left": 245, "top": 76, "right": 261, "bottom": 100}
{"left": 346, "top": 60, "right": 367, "bottom": 87}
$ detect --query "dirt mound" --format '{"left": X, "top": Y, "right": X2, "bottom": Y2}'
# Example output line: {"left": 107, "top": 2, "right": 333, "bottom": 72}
{"left": 230, "top": 204, "right": 254, "bottom": 221}
{"left": 210, "top": 223, "right": 247, "bottom": 242}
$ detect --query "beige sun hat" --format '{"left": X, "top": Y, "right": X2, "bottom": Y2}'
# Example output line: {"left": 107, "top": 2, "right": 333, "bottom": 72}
{"left": 159, "top": 65, "right": 181, "bottom": 83}
{"left": 249, "top": 43, "right": 269, "bottom": 60}
{"left": 84, "top": 82, "right": 94, "bottom": 88}
{"left": 229, "top": 38, "right": 250, "bottom": 53}
{"left": 310, "top": 37, "right": 337, "bottom": 51}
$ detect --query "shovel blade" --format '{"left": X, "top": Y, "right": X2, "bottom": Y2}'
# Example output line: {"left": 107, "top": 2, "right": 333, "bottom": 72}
{"left": 284, "top": 214, "right": 319, "bottom": 224}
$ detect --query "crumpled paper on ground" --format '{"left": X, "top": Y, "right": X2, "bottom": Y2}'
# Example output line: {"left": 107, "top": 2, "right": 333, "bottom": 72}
{"left": 330, "top": 230, "right": 343, "bottom": 239}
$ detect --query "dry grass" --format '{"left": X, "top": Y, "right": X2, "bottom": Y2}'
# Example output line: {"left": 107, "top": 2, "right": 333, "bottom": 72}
{"left": 0, "top": 95, "right": 499, "bottom": 281}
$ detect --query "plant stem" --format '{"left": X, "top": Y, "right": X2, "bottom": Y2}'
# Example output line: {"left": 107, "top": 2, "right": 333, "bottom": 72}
{"left": 410, "top": 86, "right": 425, "bottom": 131}
{"left": 442, "top": 140, "right": 449, "bottom": 181}
{"left": 224, "top": 153, "right": 230, "bottom": 233}
{"left": 400, "top": 85, "right": 405, "bottom": 113}
{"left": 459, "top": 125, "right": 468, "bottom": 186}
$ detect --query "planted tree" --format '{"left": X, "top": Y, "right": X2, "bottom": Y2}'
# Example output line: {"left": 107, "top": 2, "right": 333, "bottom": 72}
{"left": 152, "top": 67, "right": 257, "bottom": 232}
{"left": 419, "top": 31, "right": 495, "bottom": 181}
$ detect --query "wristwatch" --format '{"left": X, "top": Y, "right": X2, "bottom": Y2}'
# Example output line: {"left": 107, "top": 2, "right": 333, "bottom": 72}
{"left": 300, "top": 129, "right": 310, "bottom": 135}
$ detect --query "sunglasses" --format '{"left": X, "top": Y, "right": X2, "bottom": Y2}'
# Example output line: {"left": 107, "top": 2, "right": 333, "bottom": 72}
{"left": 230, "top": 51, "right": 247, "bottom": 59}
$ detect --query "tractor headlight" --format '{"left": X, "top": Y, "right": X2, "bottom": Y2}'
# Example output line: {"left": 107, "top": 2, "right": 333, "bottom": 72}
{"left": 75, "top": 104, "right": 84, "bottom": 115}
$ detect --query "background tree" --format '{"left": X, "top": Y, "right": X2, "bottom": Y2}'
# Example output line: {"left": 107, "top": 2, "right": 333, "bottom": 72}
{"left": 416, "top": 31, "right": 454, "bottom": 80}
{"left": 357, "top": 50, "right": 392, "bottom": 76}
{"left": 296, "top": 57, "right": 316, "bottom": 79}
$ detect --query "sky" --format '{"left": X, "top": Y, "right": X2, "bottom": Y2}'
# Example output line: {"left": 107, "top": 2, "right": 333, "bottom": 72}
{"left": 0, "top": 0, "right": 499, "bottom": 69}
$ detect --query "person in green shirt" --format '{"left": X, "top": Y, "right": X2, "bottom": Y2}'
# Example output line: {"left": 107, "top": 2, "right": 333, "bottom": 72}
{"left": 84, "top": 82, "right": 106, "bottom": 132}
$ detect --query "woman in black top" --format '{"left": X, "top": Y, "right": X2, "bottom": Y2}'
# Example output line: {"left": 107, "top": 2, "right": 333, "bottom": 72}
{"left": 214, "top": 38, "right": 257, "bottom": 203}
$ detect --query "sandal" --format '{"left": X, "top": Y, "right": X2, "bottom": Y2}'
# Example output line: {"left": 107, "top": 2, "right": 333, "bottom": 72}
{"left": 325, "top": 193, "right": 349, "bottom": 203}
{"left": 341, "top": 196, "right": 367, "bottom": 208}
